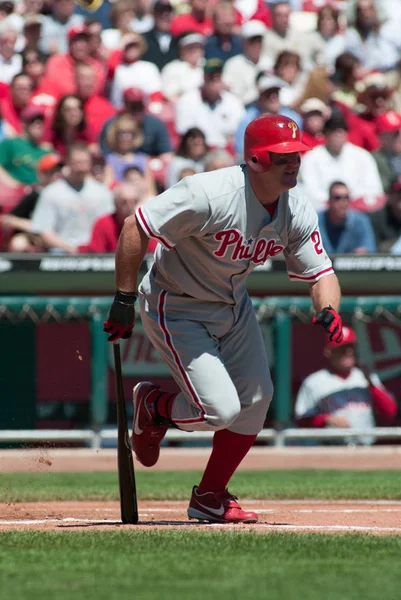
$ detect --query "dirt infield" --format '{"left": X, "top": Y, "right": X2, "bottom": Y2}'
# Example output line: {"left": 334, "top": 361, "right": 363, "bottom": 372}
{"left": 2, "top": 500, "right": 401, "bottom": 535}
{"left": 2, "top": 445, "right": 401, "bottom": 472}
{"left": 1, "top": 447, "right": 401, "bottom": 535}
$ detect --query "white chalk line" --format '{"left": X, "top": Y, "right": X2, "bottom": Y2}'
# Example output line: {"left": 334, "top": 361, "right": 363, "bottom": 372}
{"left": 1, "top": 517, "right": 401, "bottom": 534}
{"left": 3, "top": 505, "right": 401, "bottom": 525}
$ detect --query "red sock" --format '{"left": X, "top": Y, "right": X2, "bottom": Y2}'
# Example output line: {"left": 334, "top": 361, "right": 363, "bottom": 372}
{"left": 197, "top": 429, "right": 257, "bottom": 494}
{"left": 145, "top": 389, "right": 177, "bottom": 422}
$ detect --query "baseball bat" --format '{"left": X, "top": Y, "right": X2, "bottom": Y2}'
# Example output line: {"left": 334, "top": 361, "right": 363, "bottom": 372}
{"left": 113, "top": 342, "right": 139, "bottom": 524}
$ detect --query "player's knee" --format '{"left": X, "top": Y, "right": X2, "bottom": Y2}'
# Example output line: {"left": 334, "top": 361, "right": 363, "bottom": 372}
{"left": 252, "top": 384, "right": 274, "bottom": 429}
{"left": 209, "top": 398, "right": 241, "bottom": 430}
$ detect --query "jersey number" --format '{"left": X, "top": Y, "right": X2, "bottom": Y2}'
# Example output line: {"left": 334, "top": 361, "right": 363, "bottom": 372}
{"left": 311, "top": 231, "right": 323, "bottom": 255}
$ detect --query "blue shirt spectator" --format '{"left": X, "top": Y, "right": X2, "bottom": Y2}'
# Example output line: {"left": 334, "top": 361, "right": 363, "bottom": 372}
{"left": 318, "top": 181, "right": 377, "bottom": 254}
{"left": 205, "top": 1, "right": 243, "bottom": 65}
{"left": 204, "top": 34, "right": 243, "bottom": 65}
{"left": 74, "top": 0, "right": 113, "bottom": 28}
{"left": 100, "top": 114, "right": 172, "bottom": 157}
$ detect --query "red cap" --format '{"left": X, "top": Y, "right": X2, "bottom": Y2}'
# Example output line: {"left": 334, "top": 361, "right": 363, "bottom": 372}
{"left": 391, "top": 176, "right": 401, "bottom": 193}
{"left": 38, "top": 153, "right": 62, "bottom": 173}
{"left": 20, "top": 105, "right": 45, "bottom": 122}
{"left": 376, "top": 111, "right": 401, "bottom": 134}
{"left": 123, "top": 87, "right": 146, "bottom": 104}
{"left": 326, "top": 325, "right": 357, "bottom": 348}
{"left": 68, "top": 24, "right": 88, "bottom": 41}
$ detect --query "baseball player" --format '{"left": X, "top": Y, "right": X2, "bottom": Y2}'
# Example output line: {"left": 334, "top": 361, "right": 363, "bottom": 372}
{"left": 104, "top": 115, "right": 344, "bottom": 524}
{"left": 295, "top": 326, "right": 398, "bottom": 445}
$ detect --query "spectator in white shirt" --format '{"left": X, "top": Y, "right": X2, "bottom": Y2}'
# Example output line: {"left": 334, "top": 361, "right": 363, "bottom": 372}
{"left": 31, "top": 143, "right": 114, "bottom": 253}
{"left": 308, "top": 5, "right": 346, "bottom": 68}
{"left": 101, "top": 0, "right": 136, "bottom": 51}
{"left": 161, "top": 33, "right": 205, "bottom": 103}
{"left": 0, "top": 28, "right": 22, "bottom": 84}
{"left": 262, "top": 1, "right": 324, "bottom": 71}
{"left": 131, "top": 0, "right": 154, "bottom": 34}
{"left": 175, "top": 58, "right": 245, "bottom": 149}
{"left": 39, "top": 0, "right": 84, "bottom": 55}
{"left": 345, "top": 0, "right": 400, "bottom": 72}
{"left": 299, "top": 112, "right": 384, "bottom": 213}
{"left": 273, "top": 50, "right": 308, "bottom": 109}
{"left": 222, "top": 19, "right": 272, "bottom": 106}
{"left": 110, "top": 32, "right": 162, "bottom": 109}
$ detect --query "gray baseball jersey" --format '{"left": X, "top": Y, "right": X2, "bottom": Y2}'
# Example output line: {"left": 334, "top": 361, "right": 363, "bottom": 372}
{"left": 135, "top": 165, "right": 333, "bottom": 435}
{"left": 136, "top": 164, "right": 333, "bottom": 305}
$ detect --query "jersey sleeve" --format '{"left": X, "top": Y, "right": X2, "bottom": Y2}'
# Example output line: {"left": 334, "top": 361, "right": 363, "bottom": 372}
{"left": 294, "top": 378, "right": 320, "bottom": 418}
{"left": 284, "top": 200, "right": 334, "bottom": 283}
{"left": 135, "top": 177, "right": 210, "bottom": 249}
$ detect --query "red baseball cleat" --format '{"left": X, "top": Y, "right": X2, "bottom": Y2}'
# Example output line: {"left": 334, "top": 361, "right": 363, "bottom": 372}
{"left": 132, "top": 382, "right": 168, "bottom": 467}
{"left": 187, "top": 486, "right": 258, "bottom": 523}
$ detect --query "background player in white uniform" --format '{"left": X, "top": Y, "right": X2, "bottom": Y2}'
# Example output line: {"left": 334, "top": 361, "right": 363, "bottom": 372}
{"left": 295, "top": 326, "right": 398, "bottom": 446}
{"left": 104, "top": 115, "right": 344, "bottom": 524}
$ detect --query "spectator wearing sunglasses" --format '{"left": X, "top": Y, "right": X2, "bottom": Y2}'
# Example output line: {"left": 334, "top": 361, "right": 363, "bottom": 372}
{"left": 318, "top": 181, "right": 377, "bottom": 255}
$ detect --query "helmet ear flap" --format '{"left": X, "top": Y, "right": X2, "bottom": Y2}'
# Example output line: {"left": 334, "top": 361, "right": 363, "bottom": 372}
{"left": 248, "top": 152, "right": 271, "bottom": 173}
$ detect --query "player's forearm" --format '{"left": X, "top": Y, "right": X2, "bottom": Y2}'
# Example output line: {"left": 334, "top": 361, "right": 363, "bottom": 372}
{"left": 308, "top": 273, "right": 341, "bottom": 312}
{"left": 115, "top": 215, "right": 149, "bottom": 293}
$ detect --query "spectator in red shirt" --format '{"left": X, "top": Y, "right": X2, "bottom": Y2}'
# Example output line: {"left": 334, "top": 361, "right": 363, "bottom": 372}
{"left": 356, "top": 72, "right": 394, "bottom": 131}
{"left": 75, "top": 61, "right": 116, "bottom": 139}
{"left": 233, "top": 0, "right": 271, "bottom": 28}
{"left": 79, "top": 181, "right": 150, "bottom": 253}
{"left": 171, "top": 0, "right": 214, "bottom": 38}
{"left": 43, "top": 94, "right": 98, "bottom": 157}
{"left": 22, "top": 49, "right": 46, "bottom": 93}
{"left": 21, "top": 49, "right": 61, "bottom": 116}
{"left": 44, "top": 24, "right": 106, "bottom": 98}
{"left": 300, "top": 97, "right": 330, "bottom": 152}
{"left": 0, "top": 73, "right": 33, "bottom": 135}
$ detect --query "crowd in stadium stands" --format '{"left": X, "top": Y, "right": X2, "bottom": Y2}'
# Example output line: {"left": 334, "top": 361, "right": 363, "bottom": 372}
{"left": 0, "top": 0, "right": 401, "bottom": 255}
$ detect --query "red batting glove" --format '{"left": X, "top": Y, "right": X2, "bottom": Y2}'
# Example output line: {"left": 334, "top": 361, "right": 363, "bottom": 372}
{"left": 312, "top": 305, "right": 343, "bottom": 343}
{"left": 103, "top": 291, "right": 137, "bottom": 342}
{"left": 103, "top": 320, "right": 134, "bottom": 342}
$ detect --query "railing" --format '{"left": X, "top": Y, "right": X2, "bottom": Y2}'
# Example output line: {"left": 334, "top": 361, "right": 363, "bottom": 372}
{"left": 1, "top": 295, "right": 401, "bottom": 430}
{"left": 1, "top": 427, "right": 401, "bottom": 448}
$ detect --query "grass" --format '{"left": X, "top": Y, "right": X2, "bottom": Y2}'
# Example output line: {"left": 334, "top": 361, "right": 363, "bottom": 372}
{"left": 1, "top": 470, "right": 401, "bottom": 502}
{"left": 1, "top": 530, "right": 401, "bottom": 600}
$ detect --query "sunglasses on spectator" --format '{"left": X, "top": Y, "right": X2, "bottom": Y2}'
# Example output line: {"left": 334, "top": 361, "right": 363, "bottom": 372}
{"left": 330, "top": 194, "right": 350, "bottom": 200}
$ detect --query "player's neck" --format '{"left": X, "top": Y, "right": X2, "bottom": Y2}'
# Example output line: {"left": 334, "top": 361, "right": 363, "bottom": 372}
{"left": 248, "top": 170, "right": 283, "bottom": 206}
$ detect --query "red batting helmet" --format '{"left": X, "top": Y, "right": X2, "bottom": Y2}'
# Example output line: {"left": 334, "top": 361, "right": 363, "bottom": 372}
{"left": 244, "top": 115, "right": 309, "bottom": 173}
{"left": 326, "top": 326, "right": 357, "bottom": 348}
